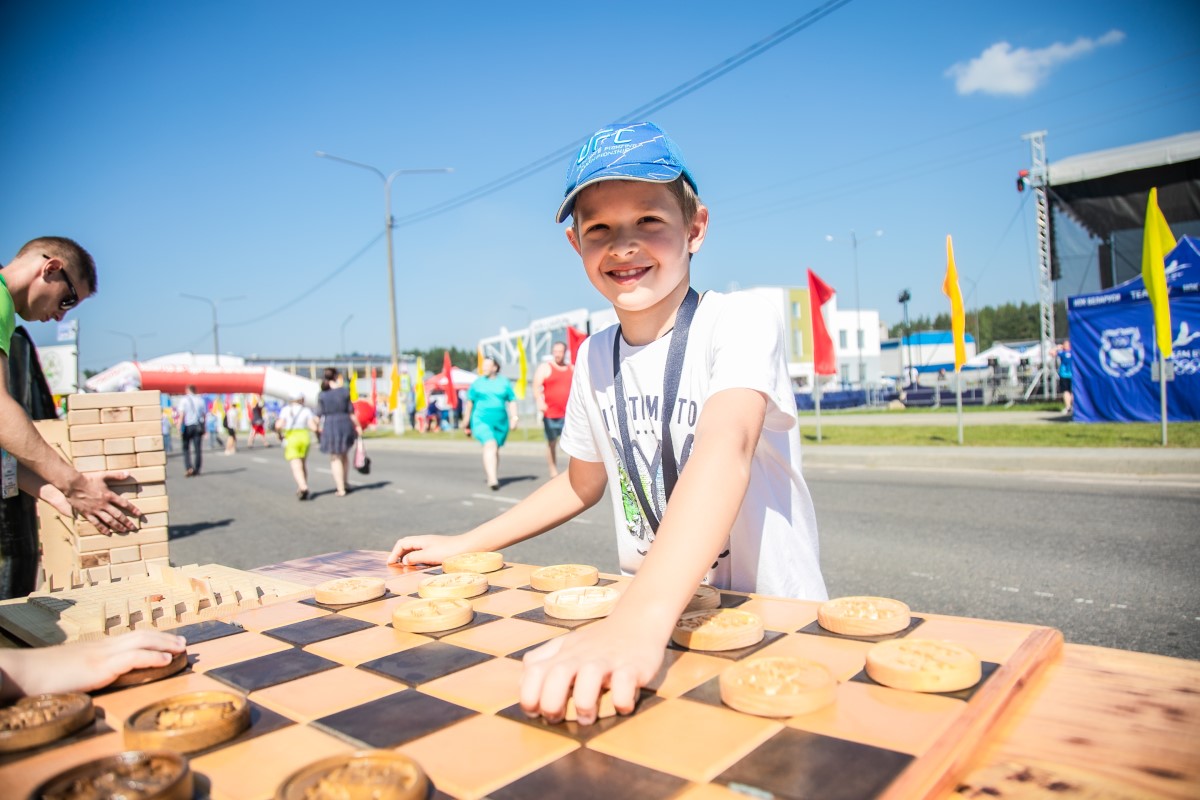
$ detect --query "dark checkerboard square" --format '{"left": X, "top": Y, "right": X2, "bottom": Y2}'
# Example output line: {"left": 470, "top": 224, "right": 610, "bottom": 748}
{"left": 489, "top": 747, "right": 687, "bottom": 800}
{"left": 313, "top": 690, "right": 475, "bottom": 748}
{"left": 717, "top": 727, "right": 914, "bottom": 800}
{"left": 0, "top": 713, "right": 115, "bottom": 767}
{"left": 496, "top": 690, "right": 661, "bottom": 743}
{"left": 167, "top": 619, "right": 245, "bottom": 645}
{"left": 849, "top": 659, "right": 1000, "bottom": 701}
{"left": 359, "top": 641, "right": 493, "bottom": 686}
{"left": 301, "top": 588, "right": 396, "bottom": 611}
{"left": 261, "top": 614, "right": 375, "bottom": 646}
{"left": 666, "top": 629, "right": 785, "bottom": 661}
{"left": 206, "top": 648, "right": 339, "bottom": 692}
{"left": 512, "top": 606, "right": 603, "bottom": 630}
{"left": 518, "top": 577, "right": 618, "bottom": 594}
{"left": 796, "top": 616, "right": 926, "bottom": 643}
{"left": 718, "top": 592, "right": 750, "bottom": 609}
{"left": 189, "top": 702, "right": 295, "bottom": 757}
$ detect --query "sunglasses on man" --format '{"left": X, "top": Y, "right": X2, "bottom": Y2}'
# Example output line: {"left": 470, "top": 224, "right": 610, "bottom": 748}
{"left": 43, "top": 254, "right": 79, "bottom": 309}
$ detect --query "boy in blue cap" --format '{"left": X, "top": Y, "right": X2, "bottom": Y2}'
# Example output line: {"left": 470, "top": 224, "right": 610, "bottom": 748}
{"left": 389, "top": 122, "right": 826, "bottom": 724}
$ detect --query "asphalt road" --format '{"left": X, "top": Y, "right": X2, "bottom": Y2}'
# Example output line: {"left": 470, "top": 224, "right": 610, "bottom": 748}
{"left": 164, "top": 438, "right": 1200, "bottom": 661}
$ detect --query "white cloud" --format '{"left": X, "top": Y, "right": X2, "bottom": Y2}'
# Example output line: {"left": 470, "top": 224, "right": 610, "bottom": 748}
{"left": 946, "top": 29, "right": 1126, "bottom": 96}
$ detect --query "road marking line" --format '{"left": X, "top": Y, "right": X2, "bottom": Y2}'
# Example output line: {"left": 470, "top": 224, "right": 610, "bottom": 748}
{"left": 1001, "top": 586, "right": 1020, "bottom": 593}
{"left": 393, "top": 489, "right": 405, "bottom": 495}
{"left": 251, "top": 457, "right": 270, "bottom": 464}
{"left": 1034, "top": 591, "right": 1054, "bottom": 598}
{"left": 471, "top": 493, "right": 519, "bottom": 505}
{"left": 1073, "top": 598, "right": 1094, "bottom": 604}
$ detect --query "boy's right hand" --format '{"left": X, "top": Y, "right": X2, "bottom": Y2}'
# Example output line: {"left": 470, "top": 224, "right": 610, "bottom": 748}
{"left": 387, "top": 535, "right": 465, "bottom": 567}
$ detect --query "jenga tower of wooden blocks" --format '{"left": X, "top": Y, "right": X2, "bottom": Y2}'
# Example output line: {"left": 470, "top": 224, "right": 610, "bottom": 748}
{"left": 60, "top": 390, "right": 170, "bottom": 584}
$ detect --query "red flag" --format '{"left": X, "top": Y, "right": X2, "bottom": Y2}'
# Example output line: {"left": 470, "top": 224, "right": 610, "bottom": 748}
{"left": 567, "top": 326, "right": 588, "bottom": 364}
{"left": 369, "top": 367, "right": 378, "bottom": 410}
{"left": 807, "top": 269, "right": 837, "bottom": 376}
{"left": 442, "top": 351, "right": 458, "bottom": 410}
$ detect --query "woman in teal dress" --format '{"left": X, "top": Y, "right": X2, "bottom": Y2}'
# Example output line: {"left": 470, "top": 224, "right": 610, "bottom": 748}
{"left": 464, "top": 357, "right": 518, "bottom": 490}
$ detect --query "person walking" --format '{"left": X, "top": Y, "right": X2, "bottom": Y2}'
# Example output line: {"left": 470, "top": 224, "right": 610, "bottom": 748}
{"left": 533, "top": 340, "right": 573, "bottom": 477}
{"left": 275, "top": 393, "right": 318, "bottom": 500}
{"left": 1056, "top": 340, "right": 1074, "bottom": 415}
{"left": 317, "top": 368, "right": 361, "bottom": 497}
{"left": 247, "top": 399, "right": 269, "bottom": 449}
{"left": 223, "top": 404, "right": 238, "bottom": 455}
{"left": 178, "top": 385, "right": 206, "bottom": 477}
{"left": 463, "top": 357, "right": 517, "bottom": 490}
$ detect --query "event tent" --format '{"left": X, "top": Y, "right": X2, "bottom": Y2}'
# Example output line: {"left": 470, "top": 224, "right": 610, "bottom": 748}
{"left": 1066, "top": 235, "right": 1200, "bottom": 423}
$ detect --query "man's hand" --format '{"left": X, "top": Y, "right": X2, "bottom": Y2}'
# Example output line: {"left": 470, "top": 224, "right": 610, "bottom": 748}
{"left": 65, "top": 471, "right": 142, "bottom": 534}
{"left": 0, "top": 631, "right": 186, "bottom": 701}
{"left": 386, "top": 534, "right": 471, "bottom": 567}
{"left": 520, "top": 617, "right": 666, "bottom": 726}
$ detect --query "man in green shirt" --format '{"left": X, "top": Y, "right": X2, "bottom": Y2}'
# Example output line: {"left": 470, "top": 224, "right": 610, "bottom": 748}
{"left": 1, "top": 237, "right": 140, "bottom": 534}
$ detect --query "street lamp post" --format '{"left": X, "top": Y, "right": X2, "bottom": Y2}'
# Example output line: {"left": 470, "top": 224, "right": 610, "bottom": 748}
{"left": 108, "top": 330, "right": 153, "bottom": 362}
{"left": 897, "top": 290, "right": 912, "bottom": 386}
{"left": 181, "top": 294, "right": 244, "bottom": 366}
{"left": 825, "top": 230, "right": 882, "bottom": 390}
{"left": 315, "top": 151, "right": 452, "bottom": 432}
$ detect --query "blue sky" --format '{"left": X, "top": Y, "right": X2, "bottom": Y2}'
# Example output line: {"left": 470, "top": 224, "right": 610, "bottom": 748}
{"left": 3, "top": 1, "right": 1197, "bottom": 371}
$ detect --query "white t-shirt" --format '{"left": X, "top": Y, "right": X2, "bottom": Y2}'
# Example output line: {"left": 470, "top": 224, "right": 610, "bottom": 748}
{"left": 559, "top": 290, "right": 827, "bottom": 600}
{"left": 278, "top": 403, "right": 315, "bottom": 431}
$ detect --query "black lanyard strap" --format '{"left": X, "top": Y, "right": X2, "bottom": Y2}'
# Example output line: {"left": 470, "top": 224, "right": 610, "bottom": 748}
{"left": 612, "top": 287, "right": 699, "bottom": 534}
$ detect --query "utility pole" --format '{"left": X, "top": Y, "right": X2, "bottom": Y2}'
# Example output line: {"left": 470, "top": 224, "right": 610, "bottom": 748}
{"left": 1020, "top": 130, "right": 1056, "bottom": 401}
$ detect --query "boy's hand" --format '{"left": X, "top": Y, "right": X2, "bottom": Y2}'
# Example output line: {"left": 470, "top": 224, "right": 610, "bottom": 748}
{"left": 65, "top": 471, "right": 142, "bottom": 534}
{"left": 387, "top": 534, "right": 468, "bottom": 567}
{"left": 520, "top": 617, "right": 665, "bottom": 726}
{"left": 0, "top": 631, "right": 186, "bottom": 701}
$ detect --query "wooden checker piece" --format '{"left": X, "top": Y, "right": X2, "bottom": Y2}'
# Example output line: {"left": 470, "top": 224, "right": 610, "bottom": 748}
{"left": 0, "top": 692, "right": 94, "bottom": 753}
{"left": 719, "top": 655, "right": 837, "bottom": 718}
{"left": 108, "top": 650, "right": 189, "bottom": 689}
{"left": 391, "top": 597, "right": 474, "bottom": 633}
{"left": 314, "top": 576, "right": 386, "bottom": 605}
{"left": 684, "top": 584, "right": 721, "bottom": 613}
{"left": 866, "top": 638, "right": 983, "bottom": 693}
{"left": 544, "top": 586, "right": 619, "bottom": 620}
{"left": 124, "top": 690, "right": 251, "bottom": 753}
{"left": 564, "top": 690, "right": 618, "bottom": 722}
{"left": 529, "top": 564, "right": 599, "bottom": 592}
{"left": 276, "top": 749, "right": 430, "bottom": 800}
{"left": 32, "top": 750, "right": 192, "bottom": 800}
{"left": 818, "top": 595, "right": 911, "bottom": 636}
{"left": 417, "top": 571, "right": 489, "bottom": 600}
{"left": 671, "top": 608, "right": 764, "bottom": 652}
{"left": 441, "top": 552, "right": 504, "bottom": 574}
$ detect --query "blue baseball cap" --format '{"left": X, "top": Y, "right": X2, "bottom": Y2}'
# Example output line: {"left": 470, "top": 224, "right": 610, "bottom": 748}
{"left": 556, "top": 122, "right": 697, "bottom": 223}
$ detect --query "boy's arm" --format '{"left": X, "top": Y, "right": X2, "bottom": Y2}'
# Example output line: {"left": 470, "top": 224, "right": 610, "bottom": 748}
{"left": 388, "top": 456, "right": 607, "bottom": 565}
{"left": 532, "top": 363, "right": 549, "bottom": 416}
{"left": 520, "top": 387, "right": 766, "bottom": 725}
{"left": 0, "top": 354, "right": 141, "bottom": 532}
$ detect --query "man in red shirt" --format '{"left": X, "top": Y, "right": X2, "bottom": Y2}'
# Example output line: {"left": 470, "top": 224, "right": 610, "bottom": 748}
{"left": 532, "top": 340, "right": 573, "bottom": 477}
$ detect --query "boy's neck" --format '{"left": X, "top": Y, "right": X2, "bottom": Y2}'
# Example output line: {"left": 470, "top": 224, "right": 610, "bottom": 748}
{"left": 616, "top": 280, "right": 692, "bottom": 346}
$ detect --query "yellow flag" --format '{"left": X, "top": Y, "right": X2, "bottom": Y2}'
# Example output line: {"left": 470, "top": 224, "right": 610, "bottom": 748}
{"left": 514, "top": 338, "right": 528, "bottom": 399}
{"left": 387, "top": 363, "right": 400, "bottom": 411}
{"left": 414, "top": 357, "right": 427, "bottom": 410}
{"left": 476, "top": 345, "right": 484, "bottom": 373}
{"left": 1142, "top": 187, "right": 1176, "bottom": 358}
{"left": 348, "top": 368, "right": 359, "bottom": 401}
{"left": 942, "top": 235, "right": 967, "bottom": 372}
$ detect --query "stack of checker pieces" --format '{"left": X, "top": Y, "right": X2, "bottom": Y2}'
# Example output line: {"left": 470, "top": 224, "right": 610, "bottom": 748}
{"left": 0, "top": 552, "right": 1062, "bottom": 800}
{"left": 45, "top": 390, "right": 170, "bottom": 587}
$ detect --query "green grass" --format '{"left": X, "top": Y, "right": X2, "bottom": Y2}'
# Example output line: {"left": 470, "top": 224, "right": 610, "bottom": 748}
{"left": 798, "top": 401, "right": 1063, "bottom": 417}
{"left": 800, "top": 422, "right": 1200, "bottom": 447}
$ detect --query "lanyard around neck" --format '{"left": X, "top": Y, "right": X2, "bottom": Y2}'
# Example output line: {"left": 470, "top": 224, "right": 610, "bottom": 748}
{"left": 612, "top": 287, "right": 699, "bottom": 534}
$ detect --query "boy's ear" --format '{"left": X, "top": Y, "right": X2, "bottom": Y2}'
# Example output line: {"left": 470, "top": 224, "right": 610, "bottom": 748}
{"left": 565, "top": 225, "right": 582, "bottom": 256}
{"left": 687, "top": 205, "right": 710, "bottom": 255}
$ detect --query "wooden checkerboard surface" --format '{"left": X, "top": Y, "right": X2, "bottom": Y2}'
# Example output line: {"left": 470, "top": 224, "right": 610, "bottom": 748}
{"left": 0, "top": 552, "right": 1061, "bottom": 800}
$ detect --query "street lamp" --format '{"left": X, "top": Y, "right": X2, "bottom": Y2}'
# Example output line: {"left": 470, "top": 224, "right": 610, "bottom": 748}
{"left": 897, "top": 290, "right": 912, "bottom": 386}
{"left": 181, "top": 294, "right": 244, "bottom": 365}
{"left": 108, "top": 330, "right": 153, "bottom": 362}
{"left": 315, "top": 151, "right": 452, "bottom": 431}
{"left": 825, "top": 229, "right": 883, "bottom": 388}
{"left": 340, "top": 313, "right": 354, "bottom": 358}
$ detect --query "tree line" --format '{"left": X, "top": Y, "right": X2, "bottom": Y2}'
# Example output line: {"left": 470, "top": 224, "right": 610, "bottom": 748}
{"left": 887, "top": 300, "right": 1068, "bottom": 351}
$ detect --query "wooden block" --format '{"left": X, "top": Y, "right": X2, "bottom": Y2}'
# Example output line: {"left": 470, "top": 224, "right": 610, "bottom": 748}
{"left": 116, "top": 487, "right": 140, "bottom": 500}
{"left": 69, "top": 439, "right": 104, "bottom": 457}
{"left": 75, "top": 534, "right": 113, "bottom": 553}
{"left": 68, "top": 390, "right": 161, "bottom": 410}
{"left": 106, "top": 454, "right": 137, "bottom": 470}
{"left": 75, "top": 526, "right": 168, "bottom": 549}
{"left": 139, "top": 512, "right": 169, "bottom": 528}
{"left": 136, "top": 450, "right": 166, "bottom": 467}
{"left": 100, "top": 407, "right": 132, "bottom": 424}
{"left": 80, "top": 552, "right": 112, "bottom": 568}
{"left": 134, "top": 435, "right": 165, "bottom": 452}
{"left": 140, "top": 541, "right": 170, "bottom": 560}
{"left": 67, "top": 409, "right": 100, "bottom": 425}
{"left": 103, "top": 437, "right": 135, "bottom": 455}
{"left": 72, "top": 455, "right": 107, "bottom": 472}
{"left": 110, "top": 560, "right": 148, "bottom": 580}
{"left": 132, "top": 406, "right": 162, "bottom": 422}
{"left": 108, "top": 545, "right": 141, "bottom": 564}
{"left": 137, "top": 482, "right": 167, "bottom": 498}
{"left": 134, "top": 495, "right": 169, "bottom": 514}
{"left": 92, "top": 466, "right": 166, "bottom": 484}
{"left": 86, "top": 565, "right": 111, "bottom": 583}
{"left": 69, "top": 421, "right": 160, "bottom": 441}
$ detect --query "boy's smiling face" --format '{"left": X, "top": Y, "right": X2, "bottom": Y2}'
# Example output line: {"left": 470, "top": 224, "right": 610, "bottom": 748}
{"left": 566, "top": 180, "right": 708, "bottom": 342}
